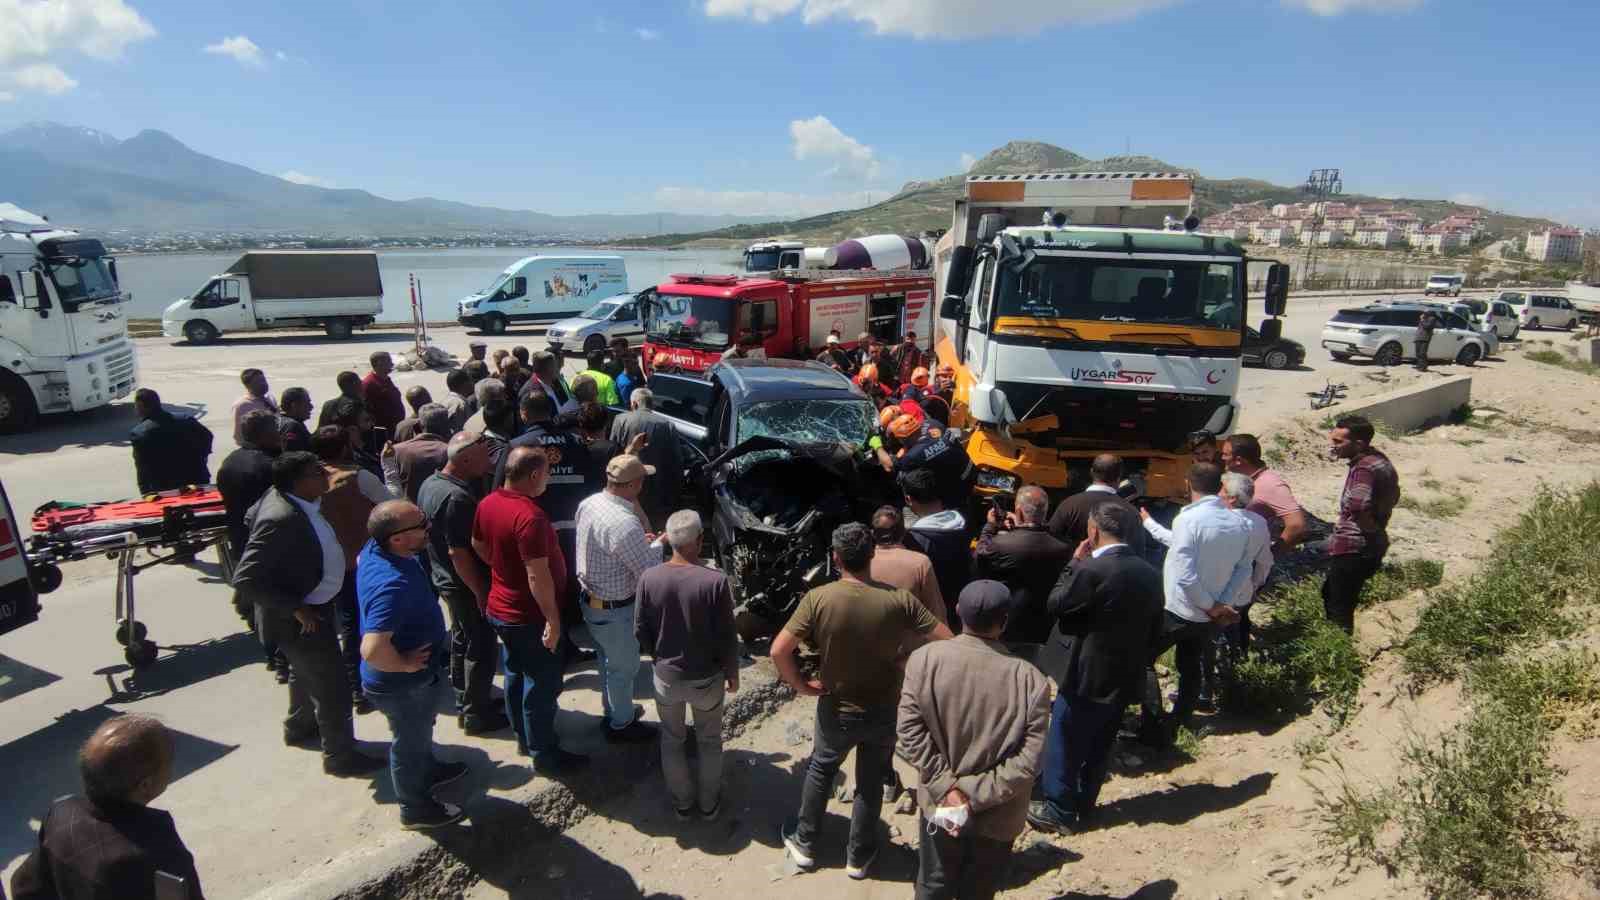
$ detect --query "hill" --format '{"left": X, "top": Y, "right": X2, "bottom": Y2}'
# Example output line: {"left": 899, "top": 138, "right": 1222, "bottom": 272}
{"left": 0, "top": 122, "right": 764, "bottom": 239}
{"left": 623, "top": 140, "right": 1562, "bottom": 247}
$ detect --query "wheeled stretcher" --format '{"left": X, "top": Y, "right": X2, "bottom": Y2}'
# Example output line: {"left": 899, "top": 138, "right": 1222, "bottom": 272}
{"left": 26, "top": 486, "right": 234, "bottom": 669}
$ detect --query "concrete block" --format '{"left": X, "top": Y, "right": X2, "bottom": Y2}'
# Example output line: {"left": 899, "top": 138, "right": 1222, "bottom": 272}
{"left": 1331, "top": 374, "right": 1472, "bottom": 434}
{"left": 1589, "top": 338, "right": 1600, "bottom": 366}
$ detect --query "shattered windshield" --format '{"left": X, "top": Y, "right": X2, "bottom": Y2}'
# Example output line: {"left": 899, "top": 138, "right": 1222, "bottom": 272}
{"left": 644, "top": 293, "right": 737, "bottom": 349}
{"left": 996, "top": 257, "right": 1243, "bottom": 332}
{"left": 736, "top": 399, "right": 874, "bottom": 447}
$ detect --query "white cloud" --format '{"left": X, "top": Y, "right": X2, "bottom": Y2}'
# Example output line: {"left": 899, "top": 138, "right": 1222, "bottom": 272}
{"left": 654, "top": 185, "right": 888, "bottom": 217}
{"left": 635, "top": 27, "right": 661, "bottom": 40}
{"left": 960, "top": 152, "right": 977, "bottom": 172}
{"left": 789, "top": 115, "right": 880, "bottom": 180}
{"left": 704, "top": 0, "right": 1178, "bottom": 38}
{"left": 0, "top": 0, "right": 155, "bottom": 96}
{"left": 1283, "top": 0, "right": 1422, "bottom": 14}
{"left": 204, "top": 35, "right": 265, "bottom": 67}
{"left": 275, "top": 49, "right": 287, "bottom": 61}
{"left": 281, "top": 170, "right": 334, "bottom": 188}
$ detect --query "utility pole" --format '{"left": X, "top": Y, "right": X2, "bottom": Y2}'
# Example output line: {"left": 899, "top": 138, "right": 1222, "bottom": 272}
{"left": 1302, "top": 168, "right": 1342, "bottom": 286}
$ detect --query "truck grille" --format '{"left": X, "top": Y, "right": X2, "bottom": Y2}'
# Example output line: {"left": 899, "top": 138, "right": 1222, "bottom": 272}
{"left": 106, "top": 347, "right": 136, "bottom": 389}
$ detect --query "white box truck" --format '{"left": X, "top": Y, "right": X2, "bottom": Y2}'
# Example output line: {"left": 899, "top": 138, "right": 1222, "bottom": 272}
{"left": 161, "top": 250, "right": 384, "bottom": 344}
{"left": 1, "top": 204, "right": 138, "bottom": 433}
{"left": 456, "top": 255, "right": 627, "bottom": 335}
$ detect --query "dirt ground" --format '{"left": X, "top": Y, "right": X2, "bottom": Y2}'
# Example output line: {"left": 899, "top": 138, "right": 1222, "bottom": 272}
{"left": 467, "top": 331, "right": 1600, "bottom": 900}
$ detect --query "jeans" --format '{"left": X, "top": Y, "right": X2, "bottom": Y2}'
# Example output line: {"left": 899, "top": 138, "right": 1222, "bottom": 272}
{"left": 1141, "top": 612, "right": 1215, "bottom": 738}
{"left": 654, "top": 668, "right": 725, "bottom": 812}
{"left": 491, "top": 618, "right": 566, "bottom": 763}
{"left": 1039, "top": 692, "right": 1122, "bottom": 819}
{"left": 440, "top": 587, "right": 498, "bottom": 718}
{"left": 275, "top": 603, "right": 355, "bottom": 759}
{"left": 1323, "top": 552, "right": 1382, "bottom": 635}
{"left": 581, "top": 599, "right": 641, "bottom": 729}
{"left": 794, "top": 697, "right": 895, "bottom": 863}
{"left": 365, "top": 673, "right": 447, "bottom": 817}
{"left": 915, "top": 814, "right": 1013, "bottom": 900}
{"left": 333, "top": 570, "right": 361, "bottom": 698}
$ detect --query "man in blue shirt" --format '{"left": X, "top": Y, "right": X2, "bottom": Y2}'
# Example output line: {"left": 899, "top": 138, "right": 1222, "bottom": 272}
{"left": 357, "top": 499, "right": 467, "bottom": 830}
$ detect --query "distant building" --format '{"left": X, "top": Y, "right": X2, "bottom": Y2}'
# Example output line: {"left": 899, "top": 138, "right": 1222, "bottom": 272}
{"left": 1251, "top": 221, "right": 1293, "bottom": 246}
{"left": 1310, "top": 228, "right": 1346, "bottom": 246}
{"left": 1526, "top": 228, "right": 1582, "bottom": 263}
{"left": 1412, "top": 226, "right": 1469, "bottom": 253}
{"left": 1355, "top": 225, "right": 1402, "bottom": 248}
{"left": 1326, "top": 214, "right": 1359, "bottom": 235}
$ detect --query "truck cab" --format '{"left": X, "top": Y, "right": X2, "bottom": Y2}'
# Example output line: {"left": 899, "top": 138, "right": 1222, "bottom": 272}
{"left": 0, "top": 207, "right": 137, "bottom": 432}
{"left": 744, "top": 240, "right": 806, "bottom": 272}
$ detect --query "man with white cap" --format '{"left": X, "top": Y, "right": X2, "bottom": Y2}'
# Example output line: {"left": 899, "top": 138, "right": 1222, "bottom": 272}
{"left": 573, "top": 453, "right": 661, "bottom": 743}
{"left": 898, "top": 579, "right": 1051, "bottom": 899}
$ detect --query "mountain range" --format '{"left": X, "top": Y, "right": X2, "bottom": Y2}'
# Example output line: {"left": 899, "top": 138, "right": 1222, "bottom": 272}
{"left": 0, "top": 122, "right": 765, "bottom": 238}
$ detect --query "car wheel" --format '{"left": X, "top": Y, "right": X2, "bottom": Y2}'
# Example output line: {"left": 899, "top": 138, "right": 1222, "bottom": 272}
{"left": 1508, "top": 326, "right": 1519, "bottom": 340}
{"left": 1330, "top": 351, "right": 1351, "bottom": 362}
{"left": 583, "top": 333, "right": 607, "bottom": 353}
{"left": 1529, "top": 317, "right": 1540, "bottom": 329}
{"left": 1263, "top": 348, "right": 1292, "bottom": 370}
{"left": 183, "top": 320, "right": 219, "bottom": 345}
{"left": 1455, "top": 344, "right": 1481, "bottom": 366}
{"left": 0, "top": 370, "right": 40, "bottom": 434}
{"left": 1374, "top": 342, "right": 1404, "bottom": 367}
{"left": 483, "top": 314, "right": 508, "bottom": 335}
{"left": 1563, "top": 318, "right": 1576, "bottom": 331}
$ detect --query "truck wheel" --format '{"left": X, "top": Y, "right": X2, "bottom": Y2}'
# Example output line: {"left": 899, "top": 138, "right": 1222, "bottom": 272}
{"left": 583, "top": 333, "right": 606, "bottom": 354}
{"left": 324, "top": 318, "right": 354, "bottom": 339}
{"left": 1374, "top": 343, "right": 1404, "bottom": 367}
{"left": 0, "top": 371, "right": 39, "bottom": 433}
{"left": 483, "top": 314, "right": 508, "bottom": 335}
{"left": 183, "top": 320, "right": 219, "bottom": 345}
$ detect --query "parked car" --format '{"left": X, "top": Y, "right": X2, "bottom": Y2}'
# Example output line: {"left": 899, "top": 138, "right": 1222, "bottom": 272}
{"left": 1500, "top": 292, "right": 1580, "bottom": 331}
{"left": 1321, "top": 303, "right": 1489, "bottom": 366}
{"left": 1424, "top": 274, "right": 1464, "bottom": 297}
{"left": 543, "top": 289, "right": 656, "bottom": 355}
{"left": 1460, "top": 297, "right": 1519, "bottom": 340}
{"left": 1415, "top": 300, "right": 1501, "bottom": 356}
{"left": 1242, "top": 326, "right": 1306, "bottom": 370}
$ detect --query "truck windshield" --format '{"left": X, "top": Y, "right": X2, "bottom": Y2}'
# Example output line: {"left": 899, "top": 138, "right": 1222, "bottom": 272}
{"left": 737, "top": 399, "right": 875, "bottom": 447}
{"left": 745, "top": 250, "right": 782, "bottom": 271}
{"left": 996, "top": 257, "right": 1242, "bottom": 332}
{"left": 644, "top": 293, "right": 737, "bottom": 348}
{"left": 46, "top": 256, "right": 119, "bottom": 309}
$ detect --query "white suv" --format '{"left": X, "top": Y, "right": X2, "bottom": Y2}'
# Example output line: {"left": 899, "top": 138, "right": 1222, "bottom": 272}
{"left": 1322, "top": 303, "right": 1489, "bottom": 366}
{"left": 1499, "top": 292, "right": 1579, "bottom": 331}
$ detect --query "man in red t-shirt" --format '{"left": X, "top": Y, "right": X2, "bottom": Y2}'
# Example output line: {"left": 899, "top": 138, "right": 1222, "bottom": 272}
{"left": 362, "top": 351, "right": 406, "bottom": 436}
{"left": 471, "top": 445, "right": 587, "bottom": 774}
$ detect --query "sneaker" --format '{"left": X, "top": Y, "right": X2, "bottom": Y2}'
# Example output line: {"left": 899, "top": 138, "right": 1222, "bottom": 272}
{"left": 779, "top": 822, "right": 815, "bottom": 871}
{"left": 845, "top": 846, "right": 878, "bottom": 881}
{"left": 1026, "top": 800, "right": 1077, "bottom": 835}
{"left": 274, "top": 667, "right": 291, "bottom": 685}
{"left": 429, "top": 761, "right": 469, "bottom": 792}
{"left": 401, "top": 801, "right": 466, "bottom": 830}
{"left": 283, "top": 725, "right": 319, "bottom": 747}
{"left": 605, "top": 719, "right": 658, "bottom": 744}
{"left": 700, "top": 796, "right": 722, "bottom": 821}
{"left": 460, "top": 710, "right": 511, "bottom": 735}
{"left": 323, "top": 751, "right": 386, "bottom": 777}
{"left": 601, "top": 704, "right": 646, "bottom": 731}
{"left": 533, "top": 749, "right": 590, "bottom": 776}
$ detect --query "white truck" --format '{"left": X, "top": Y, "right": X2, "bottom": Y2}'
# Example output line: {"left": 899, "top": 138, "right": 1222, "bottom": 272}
{"left": 0, "top": 204, "right": 138, "bottom": 433}
{"left": 162, "top": 251, "right": 384, "bottom": 344}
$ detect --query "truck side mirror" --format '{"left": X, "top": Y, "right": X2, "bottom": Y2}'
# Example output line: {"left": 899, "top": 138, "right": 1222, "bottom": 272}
{"left": 976, "top": 213, "right": 1008, "bottom": 243}
{"left": 1259, "top": 318, "right": 1283, "bottom": 342}
{"left": 1264, "top": 263, "right": 1289, "bottom": 316}
{"left": 944, "top": 245, "right": 975, "bottom": 301}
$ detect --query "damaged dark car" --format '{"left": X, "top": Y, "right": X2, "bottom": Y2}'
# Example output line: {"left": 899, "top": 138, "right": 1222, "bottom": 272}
{"left": 643, "top": 359, "right": 894, "bottom": 640}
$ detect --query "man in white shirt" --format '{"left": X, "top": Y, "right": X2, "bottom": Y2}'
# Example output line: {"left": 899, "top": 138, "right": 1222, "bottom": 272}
{"left": 1136, "top": 463, "right": 1250, "bottom": 744}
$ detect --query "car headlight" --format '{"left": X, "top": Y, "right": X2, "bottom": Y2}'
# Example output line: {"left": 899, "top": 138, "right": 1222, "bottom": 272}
{"left": 974, "top": 469, "right": 1020, "bottom": 493}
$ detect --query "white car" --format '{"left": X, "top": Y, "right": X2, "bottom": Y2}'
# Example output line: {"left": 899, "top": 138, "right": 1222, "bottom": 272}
{"left": 1424, "top": 274, "right": 1464, "bottom": 297}
{"left": 1461, "top": 298, "right": 1519, "bottom": 340}
{"left": 1498, "top": 291, "right": 1580, "bottom": 331}
{"left": 543, "top": 290, "right": 653, "bottom": 355}
{"left": 1322, "top": 303, "right": 1490, "bottom": 366}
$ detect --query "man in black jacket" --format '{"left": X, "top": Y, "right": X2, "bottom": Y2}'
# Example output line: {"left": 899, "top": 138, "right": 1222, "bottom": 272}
{"left": 129, "top": 389, "right": 213, "bottom": 495}
{"left": 1028, "top": 503, "right": 1163, "bottom": 834}
{"left": 232, "top": 452, "right": 383, "bottom": 777}
{"left": 276, "top": 386, "right": 314, "bottom": 452}
{"left": 218, "top": 412, "right": 281, "bottom": 557}
{"left": 973, "top": 485, "right": 1074, "bottom": 655}
{"left": 1047, "top": 454, "right": 1145, "bottom": 557}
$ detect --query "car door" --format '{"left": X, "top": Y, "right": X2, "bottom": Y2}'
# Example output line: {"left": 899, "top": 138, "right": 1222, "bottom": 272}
{"left": 1557, "top": 298, "right": 1577, "bottom": 326}
{"left": 610, "top": 299, "right": 643, "bottom": 345}
{"left": 1430, "top": 313, "right": 1472, "bottom": 360}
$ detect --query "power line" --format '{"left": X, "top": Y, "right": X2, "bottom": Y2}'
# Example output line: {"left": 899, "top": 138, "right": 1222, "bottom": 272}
{"left": 1302, "top": 168, "right": 1343, "bottom": 285}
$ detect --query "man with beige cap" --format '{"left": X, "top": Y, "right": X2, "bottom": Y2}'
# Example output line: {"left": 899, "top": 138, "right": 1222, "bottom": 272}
{"left": 574, "top": 453, "right": 661, "bottom": 743}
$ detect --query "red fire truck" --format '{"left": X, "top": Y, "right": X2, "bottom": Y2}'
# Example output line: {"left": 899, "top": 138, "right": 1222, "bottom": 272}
{"left": 641, "top": 271, "right": 935, "bottom": 375}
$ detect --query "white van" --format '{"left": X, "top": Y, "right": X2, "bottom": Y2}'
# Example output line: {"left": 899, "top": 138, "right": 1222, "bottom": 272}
{"left": 457, "top": 255, "right": 627, "bottom": 335}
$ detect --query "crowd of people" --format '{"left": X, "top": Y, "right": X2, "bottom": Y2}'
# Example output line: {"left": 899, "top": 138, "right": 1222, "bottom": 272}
{"left": 22, "top": 336, "right": 1402, "bottom": 899}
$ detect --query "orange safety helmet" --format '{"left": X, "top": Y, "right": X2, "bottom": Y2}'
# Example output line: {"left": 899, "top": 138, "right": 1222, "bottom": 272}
{"left": 878, "top": 406, "right": 900, "bottom": 429}
{"left": 888, "top": 414, "right": 921, "bottom": 440}
{"left": 857, "top": 363, "right": 878, "bottom": 384}
{"left": 909, "top": 366, "right": 930, "bottom": 387}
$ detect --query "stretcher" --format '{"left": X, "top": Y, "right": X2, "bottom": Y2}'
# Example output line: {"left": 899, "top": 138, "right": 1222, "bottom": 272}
{"left": 25, "top": 486, "right": 233, "bottom": 669}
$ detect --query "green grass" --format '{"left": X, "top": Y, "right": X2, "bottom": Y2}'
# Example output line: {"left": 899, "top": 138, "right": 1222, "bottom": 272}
{"left": 1526, "top": 348, "right": 1600, "bottom": 377}
{"left": 1223, "top": 578, "right": 1366, "bottom": 726}
{"left": 1397, "top": 492, "right": 1469, "bottom": 519}
{"left": 1360, "top": 559, "right": 1445, "bottom": 608}
{"left": 1173, "top": 726, "right": 1205, "bottom": 759}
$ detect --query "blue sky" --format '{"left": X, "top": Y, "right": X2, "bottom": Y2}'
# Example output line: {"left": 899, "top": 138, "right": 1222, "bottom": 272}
{"left": 2, "top": 0, "right": 1597, "bottom": 226}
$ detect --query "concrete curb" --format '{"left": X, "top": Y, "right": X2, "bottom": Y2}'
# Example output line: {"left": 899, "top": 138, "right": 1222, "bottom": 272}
{"left": 245, "top": 662, "right": 793, "bottom": 900}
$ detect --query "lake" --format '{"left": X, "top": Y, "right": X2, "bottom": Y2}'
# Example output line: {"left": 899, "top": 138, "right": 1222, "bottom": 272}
{"left": 115, "top": 247, "right": 743, "bottom": 322}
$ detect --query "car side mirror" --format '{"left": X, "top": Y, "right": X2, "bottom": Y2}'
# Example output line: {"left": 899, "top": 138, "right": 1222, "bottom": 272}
{"left": 976, "top": 213, "right": 1008, "bottom": 243}
{"left": 944, "top": 245, "right": 974, "bottom": 301}
{"left": 1264, "top": 263, "right": 1289, "bottom": 316}
{"left": 1259, "top": 318, "right": 1283, "bottom": 342}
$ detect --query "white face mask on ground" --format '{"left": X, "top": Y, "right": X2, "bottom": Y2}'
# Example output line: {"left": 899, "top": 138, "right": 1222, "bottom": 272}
{"left": 927, "top": 802, "right": 970, "bottom": 836}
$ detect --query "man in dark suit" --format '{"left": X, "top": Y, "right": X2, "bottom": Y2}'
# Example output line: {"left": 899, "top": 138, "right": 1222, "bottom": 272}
{"left": 973, "top": 485, "right": 1075, "bottom": 654}
{"left": 231, "top": 451, "right": 383, "bottom": 777}
{"left": 129, "top": 389, "right": 214, "bottom": 495}
{"left": 607, "top": 387, "right": 682, "bottom": 531}
{"left": 10, "top": 714, "right": 204, "bottom": 900}
{"left": 1028, "top": 502, "right": 1163, "bottom": 834}
{"left": 1047, "top": 453, "right": 1146, "bottom": 557}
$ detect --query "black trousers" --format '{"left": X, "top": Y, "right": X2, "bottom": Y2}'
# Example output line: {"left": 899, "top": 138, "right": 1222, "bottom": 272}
{"left": 1322, "top": 552, "right": 1382, "bottom": 635}
{"left": 1141, "top": 612, "right": 1215, "bottom": 738}
{"left": 332, "top": 570, "right": 361, "bottom": 698}
{"left": 794, "top": 697, "right": 895, "bottom": 863}
{"left": 271, "top": 604, "right": 355, "bottom": 759}
{"left": 440, "top": 586, "right": 499, "bottom": 717}
{"left": 915, "top": 815, "right": 1013, "bottom": 900}
{"left": 1413, "top": 340, "right": 1430, "bottom": 369}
